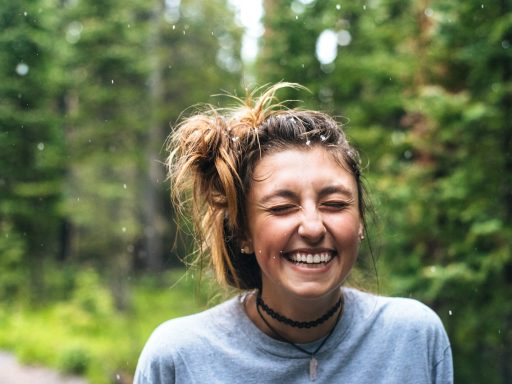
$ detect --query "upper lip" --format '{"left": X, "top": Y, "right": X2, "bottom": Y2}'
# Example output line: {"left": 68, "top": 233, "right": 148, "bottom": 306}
{"left": 283, "top": 247, "right": 336, "bottom": 255}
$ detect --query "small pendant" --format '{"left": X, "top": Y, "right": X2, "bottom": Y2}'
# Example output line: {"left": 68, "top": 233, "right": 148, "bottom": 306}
{"left": 309, "top": 356, "right": 318, "bottom": 381}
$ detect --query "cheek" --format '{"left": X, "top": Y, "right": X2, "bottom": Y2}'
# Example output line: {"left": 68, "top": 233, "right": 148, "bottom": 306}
{"left": 250, "top": 217, "right": 295, "bottom": 253}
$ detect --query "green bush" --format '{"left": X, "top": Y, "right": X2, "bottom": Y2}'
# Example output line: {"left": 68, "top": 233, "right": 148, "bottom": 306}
{"left": 58, "top": 345, "right": 91, "bottom": 375}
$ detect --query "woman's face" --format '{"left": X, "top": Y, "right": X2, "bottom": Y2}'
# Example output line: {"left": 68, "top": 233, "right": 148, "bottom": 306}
{"left": 245, "top": 146, "right": 363, "bottom": 302}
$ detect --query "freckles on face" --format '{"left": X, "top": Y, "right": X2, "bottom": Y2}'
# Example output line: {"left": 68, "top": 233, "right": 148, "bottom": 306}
{"left": 245, "top": 146, "right": 363, "bottom": 299}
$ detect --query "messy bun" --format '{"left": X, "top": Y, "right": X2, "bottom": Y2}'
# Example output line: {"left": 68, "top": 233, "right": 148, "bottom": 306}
{"left": 167, "top": 83, "right": 366, "bottom": 290}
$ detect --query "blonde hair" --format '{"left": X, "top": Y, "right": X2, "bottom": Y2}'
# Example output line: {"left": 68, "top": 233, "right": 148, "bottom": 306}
{"left": 167, "top": 83, "right": 365, "bottom": 290}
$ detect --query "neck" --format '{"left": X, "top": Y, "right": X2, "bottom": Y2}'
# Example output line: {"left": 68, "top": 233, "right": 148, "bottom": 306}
{"left": 245, "top": 289, "right": 343, "bottom": 344}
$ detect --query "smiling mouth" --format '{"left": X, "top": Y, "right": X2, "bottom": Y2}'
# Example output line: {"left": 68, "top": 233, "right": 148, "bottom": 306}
{"left": 283, "top": 251, "right": 334, "bottom": 265}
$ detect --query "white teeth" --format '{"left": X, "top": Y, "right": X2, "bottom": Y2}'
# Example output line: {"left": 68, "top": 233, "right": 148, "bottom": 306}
{"left": 287, "top": 252, "right": 333, "bottom": 264}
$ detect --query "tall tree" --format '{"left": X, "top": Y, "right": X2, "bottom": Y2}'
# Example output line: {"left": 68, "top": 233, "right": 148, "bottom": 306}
{"left": 0, "top": 0, "right": 65, "bottom": 301}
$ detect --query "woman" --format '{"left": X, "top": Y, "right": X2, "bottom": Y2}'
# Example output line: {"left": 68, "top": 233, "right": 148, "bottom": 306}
{"left": 134, "top": 83, "right": 453, "bottom": 383}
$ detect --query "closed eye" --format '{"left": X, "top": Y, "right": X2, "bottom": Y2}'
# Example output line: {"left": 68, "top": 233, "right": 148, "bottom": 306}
{"left": 267, "top": 204, "right": 298, "bottom": 214}
{"left": 321, "top": 201, "right": 350, "bottom": 210}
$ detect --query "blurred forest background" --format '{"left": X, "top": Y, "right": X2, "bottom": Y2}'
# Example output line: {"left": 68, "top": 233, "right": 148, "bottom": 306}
{"left": 0, "top": 0, "right": 510, "bottom": 383}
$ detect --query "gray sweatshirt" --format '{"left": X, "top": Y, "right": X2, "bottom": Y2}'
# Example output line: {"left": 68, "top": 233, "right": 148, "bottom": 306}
{"left": 135, "top": 288, "right": 453, "bottom": 383}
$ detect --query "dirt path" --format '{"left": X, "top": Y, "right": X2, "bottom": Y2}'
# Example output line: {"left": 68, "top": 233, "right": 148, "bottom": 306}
{"left": 0, "top": 351, "right": 88, "bottom": 384}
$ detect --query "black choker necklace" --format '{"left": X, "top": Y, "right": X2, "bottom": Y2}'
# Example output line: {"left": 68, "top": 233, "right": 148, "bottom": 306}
{"left": 255, "top": 292, "right": 344, "bottom": 382}
{"left": 256, "top": 294, "right": 342, "bottom": 329}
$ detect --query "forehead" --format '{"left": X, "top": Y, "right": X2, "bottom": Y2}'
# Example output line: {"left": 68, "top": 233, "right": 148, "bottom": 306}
{"left": 249, "top": 146, "right": 357, "bottom": 196}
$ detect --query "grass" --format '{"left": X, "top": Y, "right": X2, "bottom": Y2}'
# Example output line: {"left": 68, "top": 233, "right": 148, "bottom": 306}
{"left": 0, "top": 268, "right": 216, "bottom": 384}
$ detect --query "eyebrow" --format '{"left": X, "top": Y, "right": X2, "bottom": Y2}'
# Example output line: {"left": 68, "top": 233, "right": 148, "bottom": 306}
{"left": 318, "top": 185, "right": 354, "bottom": 199}
{"left": 259, "top": 189, "right": 298, "bottom": 205}
{"left": 258, "top": 185, "right": 354, "bottom": 205}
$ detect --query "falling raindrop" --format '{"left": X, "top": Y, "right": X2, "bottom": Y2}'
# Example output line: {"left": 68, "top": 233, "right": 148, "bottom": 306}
{"left": 122, "top": 227, "right": 127, "bottom": 233}
{"left": 37, "top": 142, "right": 45, "bottom": 151}
{"left": 15, "top": 63, "right": 29, "bottom": 76}
{"left": 111, "top": 79, "right": 114, "bottom": 84}
{"left": 23, "top": 11, "right": 28, "bottom": 16}
{"left": 123, "top": 184, "right": 127, "bottom": 189}
{"left": 448, "top": 310, "right": 453, "bottom": 316}
{"left": 66, "top": 21, "right": 83, "bottom": 44}
{"left": 316, "top": 29, "right": 338, "bottom": 65}
{"left": 363, "top": 4, "right": 367, "bottom": 10}
{"left": 337, "top": 30, "right": 352, "bottom": 46}
{"left": 336, "top": 4, "right": 341, "bottom": 10}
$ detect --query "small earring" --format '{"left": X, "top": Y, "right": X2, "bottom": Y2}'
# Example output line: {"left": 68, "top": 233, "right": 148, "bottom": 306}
{"left": 359, "top": 234, "right": 365, "bottom": 241}
{"left": 241, "top": 245, "right": 251, "bottom": 254}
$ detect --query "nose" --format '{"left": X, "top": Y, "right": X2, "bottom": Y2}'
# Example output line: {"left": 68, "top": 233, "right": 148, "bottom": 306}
{"left": 298, "top": 205, "right": 326, "bottom": 242}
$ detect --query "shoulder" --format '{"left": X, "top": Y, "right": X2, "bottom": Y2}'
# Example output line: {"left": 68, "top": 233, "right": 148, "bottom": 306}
{"left": 345, "top": 288, "right": 449, "bottom": 340}
{"left": 134, "top": 296, "right": 243, "bottom": 382}
{"left": 142, "top": 295, "right": 241, "bottom": 352}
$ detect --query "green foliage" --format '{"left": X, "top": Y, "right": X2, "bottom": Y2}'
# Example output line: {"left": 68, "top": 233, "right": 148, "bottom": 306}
{"left": 0, "top": 269, "right": 205, "bottom": 384}
{"left": 0, "top": 222, "right": 27, "bottom": 301}
{"left": 57, "top": 345, "right": 91, "bottom": 375}
{"left": 0, "top": 0, "right": 65, "bottom": 301}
